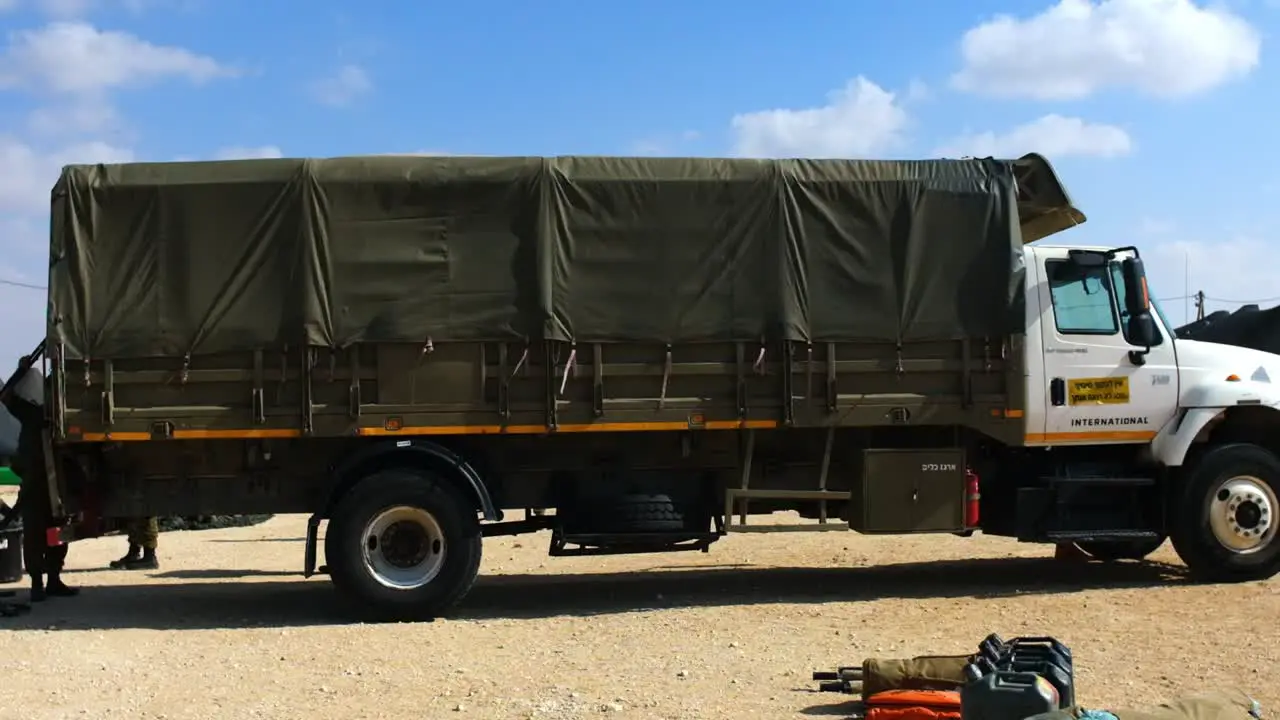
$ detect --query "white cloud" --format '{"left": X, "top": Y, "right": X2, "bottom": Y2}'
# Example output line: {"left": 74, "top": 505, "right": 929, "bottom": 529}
{"left": 26, "top": 95, "right": 120, "bottom": 135}
{"left": 310, "top": 64, "right": 372, "bottom": 107}
{"left": 952, "top": 0, "right": 1261, "bottom": 100}
{"left": 0, "top": 135, "right": 133, "bottom": 212}
{"left": 0, "top": 21, "right": 235, "bottom": 94}
{"left": 935, "top": 115, "right": 1133, "bottom": 159}
{"left": 730, "top": 76, "right": 909, "bottom": 158}
{"left": 0, "top": 216, "right": 46, "bottom": 268}
{"left": 1143, "top": 235, "right": 1280, "bottom": 327}
{"left": 0, "top": 138, "right": 134, "bottom": 367}
{"left": 0, "top": 263, "right": 48, "bottom": 370}
{"left": 0, "top": 17, "right": 223, "bottom": 368}
{"left": 0, "top": 222, "right": 56, "bottom": 369}
{"left": 904, "top": 79, "right": 930, "bottom": 103}
{"left": 213, "top": 145, "right": 283, "bottom": 160}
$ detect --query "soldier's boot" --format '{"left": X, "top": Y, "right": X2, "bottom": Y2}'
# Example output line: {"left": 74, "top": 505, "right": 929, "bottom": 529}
{"left": 122, "top": 547, "right": 158, "bottom": 571}
{"left": 44, "top": 572, "right": 78, "bottom": 598}
{"left": 109, "top": 543, "right": 142, "bottom": 569}
{"left": 29, "top": 574, "right": 45, "bottom": 602}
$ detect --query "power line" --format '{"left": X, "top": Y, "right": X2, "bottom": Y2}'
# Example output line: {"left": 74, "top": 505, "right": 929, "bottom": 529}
{"left": 1202, "top": 294, "right": 1280, "bottom": 306}
{"left": 0, "top": 277, "right": 44, "bottom": 290}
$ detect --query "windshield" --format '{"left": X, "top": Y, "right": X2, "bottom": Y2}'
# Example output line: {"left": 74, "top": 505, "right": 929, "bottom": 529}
{"left": 1149, "top": 295, "right": 1174, "bottom": 338}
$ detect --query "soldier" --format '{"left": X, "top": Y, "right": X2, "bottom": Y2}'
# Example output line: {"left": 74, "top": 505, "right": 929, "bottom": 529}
{"left": 4, "top": 361, "right": 78, "bottom": 601}
{"left": 108, "top": 517, "right": 159, "bottom": 570}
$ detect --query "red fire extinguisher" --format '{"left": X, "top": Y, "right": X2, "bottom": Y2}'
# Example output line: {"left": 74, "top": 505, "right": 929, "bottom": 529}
{"left": 964, "top": 468, "right": 981, "bottom": 529}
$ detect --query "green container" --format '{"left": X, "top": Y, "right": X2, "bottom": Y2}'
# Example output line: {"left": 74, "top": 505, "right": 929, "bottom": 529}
{"left": 0, "top": 466, "right": 20, "bottom": 487}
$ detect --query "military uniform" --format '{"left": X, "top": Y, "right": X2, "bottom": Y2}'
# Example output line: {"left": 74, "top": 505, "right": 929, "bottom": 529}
{"left": 4, "top": 365, "right": 77, "bottom": 601}
{"left": 109, "top": 516, "right": 159, "bottom": 570}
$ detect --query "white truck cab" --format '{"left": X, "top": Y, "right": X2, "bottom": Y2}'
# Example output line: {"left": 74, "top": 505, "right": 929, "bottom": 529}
{"left": 1019, "top": 242, "right": 1280, "bottom": 580}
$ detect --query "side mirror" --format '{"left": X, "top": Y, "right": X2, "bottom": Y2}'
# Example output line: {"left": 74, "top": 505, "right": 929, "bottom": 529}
{"left": 1120, "top": 256, "right": 1151, "bottom": 316}
{"left": 1118, "top": 254, "right": 1157, "bottom": 364}
{"left": 1127, "top": 312, "right": 1159, "bottom": 348}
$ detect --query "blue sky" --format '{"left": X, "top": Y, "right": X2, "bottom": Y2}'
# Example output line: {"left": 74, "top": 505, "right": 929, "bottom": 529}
{"left": 0, "top": 0, "right": 1277, "bottom": 365}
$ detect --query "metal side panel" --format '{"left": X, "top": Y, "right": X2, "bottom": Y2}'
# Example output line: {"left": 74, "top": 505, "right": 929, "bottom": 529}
{"left": 852, "top": 447, "right": 966, "bottom": 534}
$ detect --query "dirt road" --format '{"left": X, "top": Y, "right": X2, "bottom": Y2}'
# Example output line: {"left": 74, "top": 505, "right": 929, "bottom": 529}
{"left": 3, "top": 511, "right": 1275, "bottom": 720}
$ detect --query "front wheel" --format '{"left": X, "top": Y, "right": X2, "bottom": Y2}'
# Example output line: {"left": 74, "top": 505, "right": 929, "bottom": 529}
{"left": 324, "top": 468, "right": 483, "bottom": 620}
{"left": 1170, "top": 443, "right": 1280, "bottom": 583}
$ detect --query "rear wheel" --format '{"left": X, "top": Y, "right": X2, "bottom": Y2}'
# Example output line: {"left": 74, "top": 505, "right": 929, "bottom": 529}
{"left": 325, "top": 468, "right": 482, "bottom": 620}
{"left": 1170, "top": 443, "right": 1280, "bottom": 582}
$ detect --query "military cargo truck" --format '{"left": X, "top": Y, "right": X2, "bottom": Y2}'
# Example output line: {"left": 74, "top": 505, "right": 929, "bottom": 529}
{"left": 28, "top": 153, "right": 1280, "bottom": 619}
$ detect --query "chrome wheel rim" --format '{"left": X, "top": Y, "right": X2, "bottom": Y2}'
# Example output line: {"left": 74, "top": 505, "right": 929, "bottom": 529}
{"left": 360, "top": 506, "right": 447, "bottom": 589}
{"left": 1208, "top": 475, "right": 1277, "bottom": 554}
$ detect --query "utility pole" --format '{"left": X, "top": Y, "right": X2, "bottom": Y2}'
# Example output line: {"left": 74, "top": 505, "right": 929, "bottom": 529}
{"left": 1195, "top": 290, "right": 1206, "bottom": 321}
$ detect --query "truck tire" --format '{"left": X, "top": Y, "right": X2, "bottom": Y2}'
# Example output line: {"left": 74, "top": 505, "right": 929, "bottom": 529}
{"left": 1169, "top": 443, "right": 1280, "bottom": 583}
{"left": 324, "top": 468, "right": 482, "bottom": 620}
{"left": 564, "top": 492, "right": 690, "bottom": 534}
{"left": 600, "top": 493, "right": 688, "bottom": 533}
{"left": 1076, "top": 536, "right": 1166, "bottom": 562}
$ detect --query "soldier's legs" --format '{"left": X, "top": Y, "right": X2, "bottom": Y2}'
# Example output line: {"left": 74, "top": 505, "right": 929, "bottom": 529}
{"left": 43, "top": 544, "right": 76, "bottom": 596}
{"left": 19, "top": 481, "right": 78, "bottom": 600}
{"left": 19, "top": 477, "right": 48, "bottom": 599}
{"left": 138, "top": 516, "right": 158, "bottom": 551}
{"left": 109, "top": 518, "right": 142, "bottom": 568}
{"left": 112, "top": 517, "right": 159, "bottom": 570}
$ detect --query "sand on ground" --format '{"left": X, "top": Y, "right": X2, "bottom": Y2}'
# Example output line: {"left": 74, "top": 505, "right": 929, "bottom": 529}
{"left": 2, "top": 505, "right": 1274, "bottom": 720}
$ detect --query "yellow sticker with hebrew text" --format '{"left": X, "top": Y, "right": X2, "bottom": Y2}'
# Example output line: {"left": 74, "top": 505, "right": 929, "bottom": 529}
{"left": 1068, "top": 376, "right": 1130, "bottom": 405}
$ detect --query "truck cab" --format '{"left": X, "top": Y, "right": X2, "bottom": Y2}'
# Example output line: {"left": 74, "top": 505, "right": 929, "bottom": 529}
{"left": 1014, "top": 242, "right": 1280, "bottom": 579}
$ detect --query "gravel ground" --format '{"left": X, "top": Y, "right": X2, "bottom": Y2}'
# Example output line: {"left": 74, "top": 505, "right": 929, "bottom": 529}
{"left": 2, "top": 503, "right": 1276, "bottom": 720}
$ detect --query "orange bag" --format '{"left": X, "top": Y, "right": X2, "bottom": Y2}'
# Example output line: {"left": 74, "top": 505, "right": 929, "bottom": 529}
{"left": 865, "top": 690, "right": 962, "bottom": 720}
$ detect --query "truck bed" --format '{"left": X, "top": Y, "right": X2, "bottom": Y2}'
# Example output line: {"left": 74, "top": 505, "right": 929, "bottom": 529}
{"left": 55, "top": 337, "right": 1025, "bottom": 445}
{"left": 47, "top": 153, "right": 1071, "bottom": 451}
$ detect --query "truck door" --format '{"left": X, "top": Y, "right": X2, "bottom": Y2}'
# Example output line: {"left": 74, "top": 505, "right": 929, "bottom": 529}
{"left": 1035, "top": 252, "right": 1179, "bottom": 445}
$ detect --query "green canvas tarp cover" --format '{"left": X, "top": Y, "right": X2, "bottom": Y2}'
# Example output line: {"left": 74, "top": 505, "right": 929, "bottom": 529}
{"left": 47, "top": 154, "right": 1073, "bottom": 359}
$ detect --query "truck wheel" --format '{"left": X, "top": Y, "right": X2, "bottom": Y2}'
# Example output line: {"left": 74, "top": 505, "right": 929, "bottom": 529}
{"left": 1076, "top": 536, "right": 1166, "bottom": 562}
{"left": 1170, "top": 443, "right": 1280, "bottom": 583}
{"left": 325, "top": 468, "right": 482, "bottom": 620}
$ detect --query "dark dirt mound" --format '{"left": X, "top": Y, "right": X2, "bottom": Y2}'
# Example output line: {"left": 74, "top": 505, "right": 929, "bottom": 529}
{"left": 157, "top": 515, "right": 273, "bottom": 532}
{"left": 1176, "top": 304, "right": 1280, "bottom": 354}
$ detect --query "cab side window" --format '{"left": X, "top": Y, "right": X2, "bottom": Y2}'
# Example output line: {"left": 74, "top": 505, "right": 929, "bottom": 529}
{"left": 1046, "top": 260, "right": 1118, "bottom": 335}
